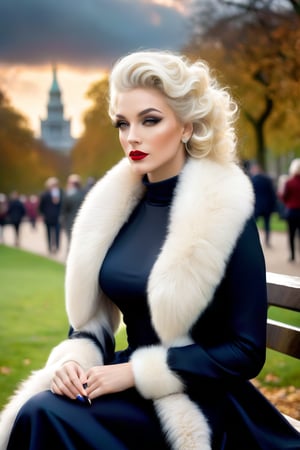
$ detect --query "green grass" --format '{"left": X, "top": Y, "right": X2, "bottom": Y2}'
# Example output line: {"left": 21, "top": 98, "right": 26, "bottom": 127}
{"left": 0, "top": 245, "right": 127, "bottom": 409}
{"left": 0, "top": 245, "right": 299, "bottom": 411}
{"left": 0, "top": 245, "right": 68, "bottom": 408}
{"left": 256, "top": 306, "right": 300, "bottom": 388}
{"left": 256, "top": 212, "right": 287, "bottom": 232}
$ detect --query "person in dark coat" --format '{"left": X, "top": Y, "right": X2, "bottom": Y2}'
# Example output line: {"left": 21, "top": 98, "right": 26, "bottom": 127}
{"left": 24, "top": 195, "right": 39, "bottom": 229}
{"left": 6, "top": 191, "right": 26, "bottom": 246}
{"left": 0, "top": 193, "right": 8, "bottom": 244}
{"left": 280, "top": 158, "right": 300, "bottom": 262}
{"left": 39, "top": 177, "right": 63, "bottom": 253}
{"left": 60, "top": 174, "right": 85, "bottom": 246}
{"left": 1, "top": 50, "right": 299, "bottom": 450}
{"left": 249, "top": 162, "right": 277, "bottom": 247}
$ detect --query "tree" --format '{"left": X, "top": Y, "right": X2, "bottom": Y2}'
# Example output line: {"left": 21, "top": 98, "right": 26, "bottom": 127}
{"left": 0, "top": 90, "right": 69, "bottom": 194}
{"left": 185, "top": 0, "right": 300, "bottom": 170}
{"left": 71, "top": 77, "right": 123, "bottom": 180}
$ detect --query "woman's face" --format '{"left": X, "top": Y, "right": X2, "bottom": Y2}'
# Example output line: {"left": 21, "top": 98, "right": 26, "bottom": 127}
{"left": 113, "top": 88, "right": 192, "bottom": 182}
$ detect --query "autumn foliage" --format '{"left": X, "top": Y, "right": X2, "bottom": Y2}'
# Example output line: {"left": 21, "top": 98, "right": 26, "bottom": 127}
{"left": 0, "top": 91, "right": 70, "bottom": 194}
{"left": 71, "top": 77, "right": 123, "bottom": 180}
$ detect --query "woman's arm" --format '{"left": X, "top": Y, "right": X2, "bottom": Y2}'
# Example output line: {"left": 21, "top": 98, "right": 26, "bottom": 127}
{"left": 130, "top": 219, "right": 268, "bottom": 400}
{"left": 167, "top": 219, "right": 268, "bottom": 385}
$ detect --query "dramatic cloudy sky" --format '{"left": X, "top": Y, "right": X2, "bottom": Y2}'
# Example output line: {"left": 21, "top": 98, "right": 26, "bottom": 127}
{"left": 0, "top": 0, "right": 192, "bottom": 137}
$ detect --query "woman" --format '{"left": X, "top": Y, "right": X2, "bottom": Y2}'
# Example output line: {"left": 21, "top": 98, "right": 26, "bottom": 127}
{"left": 1, "top": 51, "right": 299, "bottom": 450}
{"left": 280, "top": 158, "right": 300, "bottom": 262}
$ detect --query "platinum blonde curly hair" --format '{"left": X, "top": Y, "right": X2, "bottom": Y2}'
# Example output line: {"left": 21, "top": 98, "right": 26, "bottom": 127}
{"left": 108, "top": 50, "right": 238, "bottom": 164}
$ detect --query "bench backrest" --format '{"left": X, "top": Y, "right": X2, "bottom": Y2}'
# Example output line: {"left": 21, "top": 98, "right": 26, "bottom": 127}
{"left": 266, "top": 272, "right": 300, "bottom": 359}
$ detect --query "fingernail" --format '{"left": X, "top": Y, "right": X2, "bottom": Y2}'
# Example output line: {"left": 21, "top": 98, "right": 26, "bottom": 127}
{"left": 76, "top": 394, "right": 92, "bottom": 405}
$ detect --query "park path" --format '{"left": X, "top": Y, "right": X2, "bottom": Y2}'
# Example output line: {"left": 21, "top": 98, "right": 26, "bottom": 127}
{"left": 2, "top": 218, "right": 300, "bottom": 277}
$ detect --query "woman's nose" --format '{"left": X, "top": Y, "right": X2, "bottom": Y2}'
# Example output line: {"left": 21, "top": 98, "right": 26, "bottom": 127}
{"left": 127, "top": 126, "right": 141, "bottom": 144}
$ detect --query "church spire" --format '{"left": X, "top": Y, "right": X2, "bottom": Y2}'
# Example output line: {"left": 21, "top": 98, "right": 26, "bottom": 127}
{"left": 40, "top": 65, "right": 74, "bottom": 153}
{"left": 50, "top": 64, "right": 60, "bottom": 94}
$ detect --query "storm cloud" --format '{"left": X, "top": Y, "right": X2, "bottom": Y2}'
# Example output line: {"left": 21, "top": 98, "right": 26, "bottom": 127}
{"left": 0, "top": 0, "right": 190, "bottom": 68}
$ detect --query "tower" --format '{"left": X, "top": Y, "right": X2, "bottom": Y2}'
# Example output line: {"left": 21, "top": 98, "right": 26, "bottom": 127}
{"left": 40, "top": 65, "right": 75, "bottom": 153}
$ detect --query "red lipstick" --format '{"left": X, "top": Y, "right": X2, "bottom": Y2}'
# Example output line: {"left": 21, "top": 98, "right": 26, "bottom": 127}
{"left": 129, "top": 150, "right": 148, "bottom": 161}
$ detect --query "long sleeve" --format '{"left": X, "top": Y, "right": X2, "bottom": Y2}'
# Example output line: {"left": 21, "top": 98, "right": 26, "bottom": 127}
{"left": 167, "top": 219, "right": 267, "bottom": 386}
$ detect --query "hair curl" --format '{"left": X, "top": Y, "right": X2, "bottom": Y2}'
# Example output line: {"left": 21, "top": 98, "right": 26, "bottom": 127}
{"left": 108, "top": 50, "right": 238, "bottom": 164}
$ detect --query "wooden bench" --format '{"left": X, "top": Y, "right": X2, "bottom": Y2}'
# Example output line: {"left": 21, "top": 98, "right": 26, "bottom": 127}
{"left": 266, "top": 272, "right": 300, "bottom": 432}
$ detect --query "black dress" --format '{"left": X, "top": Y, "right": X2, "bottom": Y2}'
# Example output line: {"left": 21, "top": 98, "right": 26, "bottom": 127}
{"left": 7, "top": 175, "right": 300, "bottom": 450}
{"left": 7, "top": 176, "right": 178, "bottom": 450}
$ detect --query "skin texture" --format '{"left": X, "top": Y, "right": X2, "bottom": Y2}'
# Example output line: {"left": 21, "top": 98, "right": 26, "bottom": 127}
{"left": 114, "top": 88, "right": 192, "bottom": 182}
{"left": 51, "top": 87, "right": 193, "bottom": 401}
{"left": 51, "top": 361, "right": 135, "bottom": 401}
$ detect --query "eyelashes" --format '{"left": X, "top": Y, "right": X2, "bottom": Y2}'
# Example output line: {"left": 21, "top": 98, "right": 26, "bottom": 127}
{"left": 113, "top": 117, "right": 162, "bottom": 129}
{"left": 113, "top": 120, "right": 127, "bottom": 129}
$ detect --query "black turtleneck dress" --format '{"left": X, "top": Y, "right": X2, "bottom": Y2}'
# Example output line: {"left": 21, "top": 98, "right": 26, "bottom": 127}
{"left": 7, "top": 177, "right": 178, "bottom": 450}
{"left": 7, "top": 176, "right": 300, "bottom": 450}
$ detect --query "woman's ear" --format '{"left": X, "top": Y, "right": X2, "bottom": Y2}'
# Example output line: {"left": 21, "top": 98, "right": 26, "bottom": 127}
{"left": 182, "top": 122, "right": 193, "bottom": 142}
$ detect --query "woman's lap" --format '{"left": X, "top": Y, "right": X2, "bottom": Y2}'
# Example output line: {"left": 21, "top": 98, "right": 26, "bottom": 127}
{"left": 8, "top": 389, "right": 168, "bottom": 450}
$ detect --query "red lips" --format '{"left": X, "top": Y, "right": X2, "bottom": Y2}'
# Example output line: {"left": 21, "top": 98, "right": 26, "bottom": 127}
{"left": 129, "top": 150, "right": 149, "bottom": 161}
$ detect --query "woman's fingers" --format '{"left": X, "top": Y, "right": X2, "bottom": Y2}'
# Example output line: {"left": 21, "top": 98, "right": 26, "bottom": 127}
{"left": 51, "top": 361, "right": 88, "bottom": 399}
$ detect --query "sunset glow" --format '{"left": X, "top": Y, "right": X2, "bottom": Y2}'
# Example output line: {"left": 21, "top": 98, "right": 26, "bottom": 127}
{"left": 0, "top": 64, "right": 105, "bottom": 138}
{"left": 0, "top": 0, "right": 189, "bottom": 140}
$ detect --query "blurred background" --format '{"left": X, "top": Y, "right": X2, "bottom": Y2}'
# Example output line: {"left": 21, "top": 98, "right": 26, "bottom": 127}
{"left": 0, "top": 0, "right": 299, "bottom": 194}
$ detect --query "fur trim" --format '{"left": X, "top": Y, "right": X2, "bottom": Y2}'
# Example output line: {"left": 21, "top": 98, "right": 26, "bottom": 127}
{"left": 0, "top": 338, "right": 104, "bottom": 450}
{"left": 46, "top": 337, "right": 104, "bottom": 369}
{"left": 148, "top": 158, "right": 254, "bottom": 344}
{"left": 0, "top": 365, "right": 60, "bottom": 450}
{"left": 131, "top": 346, "right": 184, "bottom": 399}
{"left": 155, "top": 394, "right": 211, "bottom": 449}
{"left": 65, "top": 158, "right": 143, "bottom": 332}
{"left": 65, "top": 157, "right": 253, "bottom": 345}
{"left": 0, "top": 157, "right": 253, "bottom": 449}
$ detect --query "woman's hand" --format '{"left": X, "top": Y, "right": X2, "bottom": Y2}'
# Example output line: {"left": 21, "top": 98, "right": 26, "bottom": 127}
{"left": 86, "top": 362, "right": 135, "bottom": 399}
{"left": 51, "top": 361, "right": 88, "bottom": 400}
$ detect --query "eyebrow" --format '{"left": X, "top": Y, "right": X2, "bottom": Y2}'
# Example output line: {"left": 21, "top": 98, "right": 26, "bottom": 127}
{"left": 115, "top": 108, "right": 163, "bottom": 119}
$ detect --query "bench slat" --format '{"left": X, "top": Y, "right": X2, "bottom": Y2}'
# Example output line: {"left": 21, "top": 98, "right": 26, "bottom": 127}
{"left": 266, "top": 272, "right": 300, "bottom": 311}
{"left": 267, "top": 319, "right": 300, "bottom": 359}
{"left": 265, "top": 273, "right": 300, "bottom": 432}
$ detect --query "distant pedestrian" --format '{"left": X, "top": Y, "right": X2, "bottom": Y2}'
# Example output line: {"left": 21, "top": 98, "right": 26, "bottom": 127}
{"left": 0, "top": 193, "right": 8, "bottom": 244}
{"left": 6, "top": 191, "right": 26, "bottom": 246}
{"left": 249, "top": 162, "right": 277, "bottom": 247}
{"left": 24, "top": 195, "right": 39, "bottom": 229}
{"left": 276, "top": 174, "right": 289, "bottom": 220}
{"left": 60, "top": 174, "right": 85, "bottom": 245}
{"left": 280, "top": 158, "right": 300, "bottom": 262}
{"left": 39, "top": 177, "right": 63, "bottom": 253}
{"left": 84, "top": 176, "right": 96, "bottom": 194}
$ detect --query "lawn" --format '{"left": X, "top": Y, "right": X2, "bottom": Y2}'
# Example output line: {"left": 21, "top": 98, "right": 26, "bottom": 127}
{"left": 0, "top": 245, "right": 126, "bottom": 409}
{"left": 256, "top": 212, "right": 287, "bottom": 233}
{"left": 0, "top": 244, "right": 299, "bottom": 412}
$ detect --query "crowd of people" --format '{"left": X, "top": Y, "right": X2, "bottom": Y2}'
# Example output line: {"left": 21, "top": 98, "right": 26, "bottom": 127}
{"left": 247, "top": 158, "right": 300, "bottom": 262}
{"left": 1, "top": 159, "right": 299, "bottom": 263}
{"left": 0, "top": 174, "right": 95, "bottom": 253}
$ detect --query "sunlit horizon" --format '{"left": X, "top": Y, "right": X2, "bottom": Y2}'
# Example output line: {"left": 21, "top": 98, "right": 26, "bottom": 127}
{"left": 0, "top": 0, "right": 191, "bottom": 139}
{"left": 0, "top": 63, "right": 107, "bottom": 139}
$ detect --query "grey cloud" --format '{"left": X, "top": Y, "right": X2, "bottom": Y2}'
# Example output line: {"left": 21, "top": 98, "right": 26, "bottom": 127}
{"left": 0, "top": 0, "right": 189, "bottom": 67}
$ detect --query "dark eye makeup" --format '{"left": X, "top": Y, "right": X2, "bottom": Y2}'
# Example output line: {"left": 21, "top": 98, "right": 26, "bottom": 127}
{"left": 113, "top": 116, "right": 162, "bottom": 129}
{"left": 143, "top": 117, "right": 162, "bottom": 126}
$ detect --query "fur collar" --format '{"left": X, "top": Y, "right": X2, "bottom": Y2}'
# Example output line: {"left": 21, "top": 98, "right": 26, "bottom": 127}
{"left": 65, "top": 157, "right": 254, "bottom": 345}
